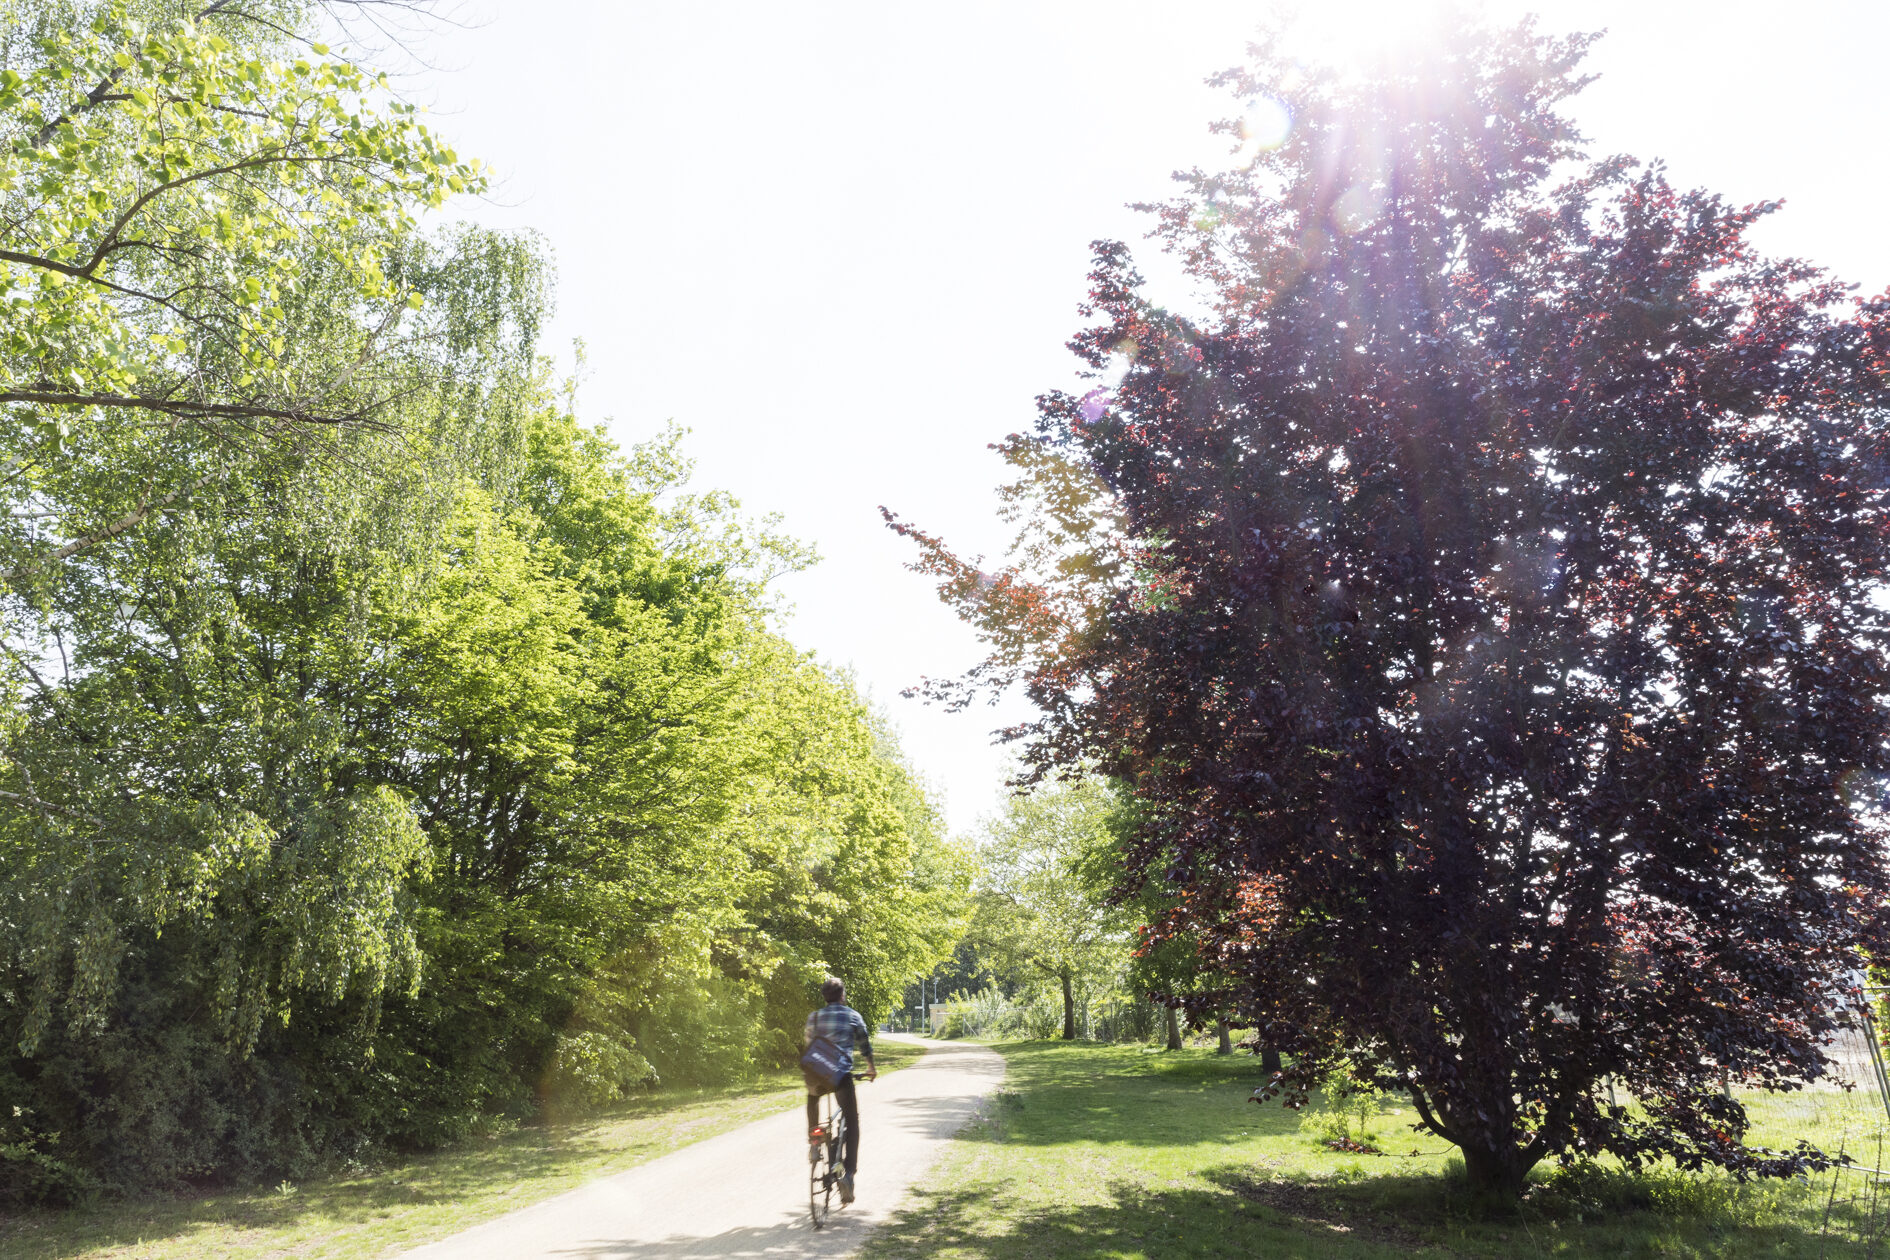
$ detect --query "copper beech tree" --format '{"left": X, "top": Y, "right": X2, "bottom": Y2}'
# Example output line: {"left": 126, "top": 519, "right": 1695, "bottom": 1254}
{"left": 888, "top": 15, "right": 1890, "bottom": 1198}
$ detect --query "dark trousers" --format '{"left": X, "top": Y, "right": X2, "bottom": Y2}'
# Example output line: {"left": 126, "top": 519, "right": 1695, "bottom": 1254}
{"left": 806, "top": 1073, "right": 859, "bottom": 1175}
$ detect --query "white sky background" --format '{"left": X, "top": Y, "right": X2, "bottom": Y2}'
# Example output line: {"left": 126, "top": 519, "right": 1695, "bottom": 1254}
{"left": 401, "top": 0, "right": 1890, "bottom": 836}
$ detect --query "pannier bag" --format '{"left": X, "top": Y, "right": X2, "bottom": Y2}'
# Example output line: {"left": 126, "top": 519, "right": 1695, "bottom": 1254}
{"left": 800, "top": 1035, "right": 845, "bottom": 1095}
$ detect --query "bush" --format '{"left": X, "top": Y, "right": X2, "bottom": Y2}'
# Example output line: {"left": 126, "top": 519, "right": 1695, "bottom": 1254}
{"left": 936, "top": 990, "right": 1002, "bottom": 1039}
{"left": 1302, "top": 1080, "right": 1394, "bottom": 1150}
{"left": 1020, "top": 993, "right": 1062, "bottom": 1040}
{"left": 0, "top": 1097, "right": 93, "bottom": 1209}
{"left": 935, "top": 988, "right": 1070, "bottom": 1040}
{"left": 629, "top": 972, "right": 767, "bottom": 1088}
{"left": 542, "top": 1031, "right": 655, "bottom": 1111}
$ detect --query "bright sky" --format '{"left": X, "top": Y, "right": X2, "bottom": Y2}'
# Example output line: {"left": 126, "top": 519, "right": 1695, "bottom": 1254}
{"left": 412, "top": 0, "right": 1890, "bottom": 836}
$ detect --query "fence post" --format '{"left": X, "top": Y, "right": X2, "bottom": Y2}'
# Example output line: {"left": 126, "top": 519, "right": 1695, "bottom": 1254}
{"left": 1857, "top": 998, "right": 1890, "bottom": 1129}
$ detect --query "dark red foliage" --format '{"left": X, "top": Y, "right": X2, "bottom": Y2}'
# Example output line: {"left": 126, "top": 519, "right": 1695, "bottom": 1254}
{"left": 888, "top": 13, "right": 1890, "bottom": 1198}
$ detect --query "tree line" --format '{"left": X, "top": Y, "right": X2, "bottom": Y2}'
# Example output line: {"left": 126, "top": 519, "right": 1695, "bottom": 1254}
{"left": 0, "top": 0, "right": 968, "bottom": 1203}
{"left": 910, "top": 777, "right": 1244, "bottom": 1060}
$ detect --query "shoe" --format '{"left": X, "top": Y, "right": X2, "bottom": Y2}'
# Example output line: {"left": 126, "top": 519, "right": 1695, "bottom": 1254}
{"left": 839, "top": 1173, "right": 855, "bottom": 1204}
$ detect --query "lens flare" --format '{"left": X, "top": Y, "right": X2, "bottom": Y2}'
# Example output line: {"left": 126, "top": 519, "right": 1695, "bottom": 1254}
{"left": 1235, "top": 95, "right": 1293, "bottom": 163}
{"left": 1333, "top": 180, "right": 1387, "bottom": 234}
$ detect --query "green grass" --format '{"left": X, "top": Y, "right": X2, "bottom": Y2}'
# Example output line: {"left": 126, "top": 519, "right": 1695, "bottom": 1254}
{"left": 862, "top": 1040, "right": 1889, "bottom": 1260}
{"left": 0, "top": 1039, "right": 923, "bottom": 1260}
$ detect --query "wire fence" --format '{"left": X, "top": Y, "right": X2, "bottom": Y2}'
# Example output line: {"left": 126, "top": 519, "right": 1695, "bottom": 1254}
{"left": 1735, "top": 993, "right": 1890, "bottom": 1253}
{"left": 1743, "top": 998, "right": 1890, "bottom": 1156}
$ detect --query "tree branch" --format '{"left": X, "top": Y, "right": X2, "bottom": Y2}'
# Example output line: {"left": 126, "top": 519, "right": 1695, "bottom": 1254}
{"left": 1405, "top": 1079, "right": 1464, "bottom": 1145}
{"left": 77, "top": 149, "right": 342, "bottom": 277}
{"left": 0, "top": 390, "right": 381, "bottom": 428}
{"left": 1, "top": 467, "right": 218, "bottom": 583}
{"left": 28, "top": 0, "right": 250, "bottom": 149}
{"left": 0, "top": 787, "right": 100, "bottom": 825}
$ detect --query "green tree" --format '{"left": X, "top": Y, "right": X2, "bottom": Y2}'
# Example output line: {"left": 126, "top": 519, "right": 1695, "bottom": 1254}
{"left": 0, "top": 3, "right": 976, "bottom": 1202}
{"left": 971, "top": 778, "right": 1127, "bottom": 1040}
{"left": 378, "top": 414, "right": 970, "bottom": 1097}
{"left": 1, "top": 0, "right": 513, "bottom": 590}
{"left": 738, "top": 675, "right": 974, "bottom": 1035}
{"left": 2, "top": 378, "right": 976, "bottom": 1197}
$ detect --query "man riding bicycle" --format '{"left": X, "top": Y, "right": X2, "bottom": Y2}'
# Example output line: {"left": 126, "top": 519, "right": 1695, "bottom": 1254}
{"left": 805, "top": 976, "right": 877, "bottom": 1203}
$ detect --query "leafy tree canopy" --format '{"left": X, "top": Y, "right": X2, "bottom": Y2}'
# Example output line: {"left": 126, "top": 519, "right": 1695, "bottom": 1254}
{"left": 892, "top": 10, "right": 1890, "bottom": 1198}
{"left": 0, "top": 0, "right": 972, "bottom": 1203}
{"left": 1, "top": 0, "right": 530, "bottom": 592}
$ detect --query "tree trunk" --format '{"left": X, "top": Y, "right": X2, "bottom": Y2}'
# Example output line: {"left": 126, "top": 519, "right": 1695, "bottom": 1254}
{"left": 1260, "top": 1045, "right": 1282, "bottom": 1074}
{"left": 1216, "top": 1019, "right": 1232, "bottom": 1055}
{"left": 1164, "top": 1005, "right": 1182, "bottom": 1051}
{"left": 1459, "top": 1141, "right": 1534, "bottom": 1201}
{"left": 1060, "top": 972, "right": 1076, "bottom": 1040}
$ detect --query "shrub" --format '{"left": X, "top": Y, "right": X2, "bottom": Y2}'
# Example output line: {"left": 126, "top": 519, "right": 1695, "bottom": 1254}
{"left": 0, "top": 1099, "right": 93, "bottom": 1209}
{"left": 1020, "top": 992, "right": 1062, "bottom": 1040}
{"left": 542, "top": 1031, "right": 655, "bottom": 1111}
{"left": 1302, "top": 1080, "right": 1394, "bottom": 1150}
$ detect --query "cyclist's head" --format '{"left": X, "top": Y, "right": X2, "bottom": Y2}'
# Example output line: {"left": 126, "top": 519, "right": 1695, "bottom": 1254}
{"left": 821, "top": 976, "right": 845, "bottom": 1004}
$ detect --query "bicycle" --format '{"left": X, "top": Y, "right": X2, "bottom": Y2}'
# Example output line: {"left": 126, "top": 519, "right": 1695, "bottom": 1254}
{"left": 808, "top": 1089, "right": 846, "bottom": 1228}
{"left": 807, "top": 1071, "right": 875, "bottom": 1229}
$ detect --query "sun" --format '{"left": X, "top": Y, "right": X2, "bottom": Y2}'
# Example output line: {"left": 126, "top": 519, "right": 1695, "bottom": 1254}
{"left": 1210, "top": 0, "right": 1452, "bottom": 166}
{"left": 1216, "top": 0, "right": 1454, "bottom": 77}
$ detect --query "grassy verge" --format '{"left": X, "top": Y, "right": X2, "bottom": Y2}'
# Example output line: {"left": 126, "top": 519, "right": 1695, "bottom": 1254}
{"left": 863, "top": 1040, "right": 1883, "bottom": 1260}
{"left": 0, "top": 1038, "right": 925, "bottom": 1260}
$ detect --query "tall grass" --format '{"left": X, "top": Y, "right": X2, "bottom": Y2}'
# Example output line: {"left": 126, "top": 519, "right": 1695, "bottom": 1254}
{"left": 934, "top": 986, "right": 1169, "bottom": 1043}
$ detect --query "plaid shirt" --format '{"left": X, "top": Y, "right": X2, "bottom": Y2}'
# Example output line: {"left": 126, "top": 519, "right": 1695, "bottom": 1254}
{"left": 804, "top": 1002, "right": 873, "bottom": 1077}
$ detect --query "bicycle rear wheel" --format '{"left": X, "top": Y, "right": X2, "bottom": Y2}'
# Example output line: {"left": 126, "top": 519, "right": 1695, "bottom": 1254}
{"left": 809, "top": 1115, "right": 836, "bottom": 1227}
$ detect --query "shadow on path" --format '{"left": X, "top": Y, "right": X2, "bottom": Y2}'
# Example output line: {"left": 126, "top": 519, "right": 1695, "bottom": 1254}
{"left": 395, "top": 1035, "right": 1004, "bottom": 1260}
{"left": 540, "top": 1209, "right": 873, "bottom": 1259}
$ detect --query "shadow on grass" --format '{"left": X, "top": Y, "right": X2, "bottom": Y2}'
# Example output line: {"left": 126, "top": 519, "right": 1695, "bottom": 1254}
{"left": 870, "top": 1041, "right": 1884, "bottom": 1259}
{"left": 1238, "top": 1161, "right": 1890, "bottom": 1258}
{"left": 951, "top": 1039, "right": 1305, "bottom": 1149}
{"left": 866, "top": 1163, "right": 1880, "bottom": 1260}
{"left": 865, "top": 1174, "right": 1427, "bottom": 1260}
{"left": 5, "top": 1041, "right": 930, "bottom": 1257}
{"left": 0, "top": 1064, "right": 840, "bottom": 1259}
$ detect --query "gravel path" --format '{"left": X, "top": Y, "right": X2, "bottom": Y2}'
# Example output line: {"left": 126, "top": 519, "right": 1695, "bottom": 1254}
{"left": 399, "top": 1035, "right": 1003, "bottom": 1260}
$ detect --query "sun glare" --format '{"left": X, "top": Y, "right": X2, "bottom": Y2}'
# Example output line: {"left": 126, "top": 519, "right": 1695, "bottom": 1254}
{"left": 1207, "top": 0, "right": 1454, "bottom": 169}
{"left": 1269, "top": 0, "right": 1452, "bottom": 75}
